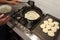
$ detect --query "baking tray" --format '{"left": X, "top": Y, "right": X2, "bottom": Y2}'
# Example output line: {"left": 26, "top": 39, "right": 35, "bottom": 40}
{"left": 32, "top": 14, "right": 60, "bottom": 40}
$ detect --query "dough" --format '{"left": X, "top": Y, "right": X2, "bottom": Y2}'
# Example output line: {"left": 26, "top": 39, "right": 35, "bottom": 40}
{"left": 43, "top": 28, "right": 48, "bottom": 33}
{"left": 25, "top": 11, "right": 40, "bottom": 20}
{"left": 46, "top": 25, "right": 51, "bottom": 29}
{"left": 48, "top": 18, "right": 53, "bottom": 22}
{"left": 51, "top": 27, "right": 57, "bottom": 32}
{"left": 53, "top": 21, "right": 59, "bottom": 26}
{"left": 40, "top": 18, "right": 59, "bottom": 36}
{"left": 48, "top": 22, "right": 54, "bottom": 26}
{"left": 48, "top": 31, "right": 55, "bottom": 37}
{"left": 0, "top": 5, "right": 12, "bottom": 13}
{"left": 44, "top": 20, "right": 48, "bottom": 25}
{"left": 40, "top": 24, "right": 46, "bottom": 28}
{"left": 54, "top": 25, "right": 60, "bottom": 29}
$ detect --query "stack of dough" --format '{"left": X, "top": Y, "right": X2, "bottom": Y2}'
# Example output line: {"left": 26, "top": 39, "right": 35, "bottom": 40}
{"left": 0, "top": 5, "right": 12, "bottom": 13}
{"left": 40, "top": 18, "right": 60, "bottom": 37}
{"left": 25, "top": 11, "right": 40, "bottom": 20}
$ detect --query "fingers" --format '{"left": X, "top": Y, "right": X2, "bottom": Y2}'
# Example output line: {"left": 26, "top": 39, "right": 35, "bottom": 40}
{"left": 0, "top": 20, "right": 3, "bottom": 26}
{"left": 5, "top": 15, "right": 10, "bottom": 21}
{"left": 0, "top": 14, "right": 4, "bottom": 18}
{"left": 0, "top": 15, "right": 10, "bottom": 26}
{"left": 0, "top": 0, "right": 20, "bottom": 4}
{"left": 13, "top": 0, "right": 19, "bottom": 1}
{"left": 2, "top": 15, "right": 10, "bottom": 23}
{"left": 6, "top": 1, "right": 19, "bottom": 4}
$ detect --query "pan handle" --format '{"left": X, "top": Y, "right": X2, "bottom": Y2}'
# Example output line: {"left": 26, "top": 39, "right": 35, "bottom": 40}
{"left": 27, "top": 1, "right": 35, "bottom": 7}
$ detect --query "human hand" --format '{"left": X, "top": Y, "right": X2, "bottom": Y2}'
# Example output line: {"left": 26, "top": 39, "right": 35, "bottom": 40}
{"left": 0, "top": 14, "right": 10, "bottom": 26}
{"left": 0, "top": 0, "right": 20, "bottom": 4}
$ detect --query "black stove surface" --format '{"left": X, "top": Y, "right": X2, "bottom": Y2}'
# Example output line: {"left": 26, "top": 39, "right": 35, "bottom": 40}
{"left": 12, "top": 6, "right": 44, "bottom": 31}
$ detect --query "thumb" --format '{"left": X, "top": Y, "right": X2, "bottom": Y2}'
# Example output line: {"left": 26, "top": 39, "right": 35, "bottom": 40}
{"left": 0, "top": 14, "right": 4, "bottom": 18}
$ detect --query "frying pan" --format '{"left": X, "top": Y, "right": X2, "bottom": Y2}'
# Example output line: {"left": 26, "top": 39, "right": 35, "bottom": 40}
{"left": 18, "top": 1, "right": 44, "bottom": 29}
{"left": 20, "top": 1, "right": 44, "bottom": 21}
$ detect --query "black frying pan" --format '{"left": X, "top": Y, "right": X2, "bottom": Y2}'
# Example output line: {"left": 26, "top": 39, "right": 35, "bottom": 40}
{"left": 18, "top": 1, "right": 44, "bottom": 29}
{"left": 22, "top": 6, "right": 43, "bottom": 21}
{"left": 20, "top": 1, "right": 44, "bottom": 21}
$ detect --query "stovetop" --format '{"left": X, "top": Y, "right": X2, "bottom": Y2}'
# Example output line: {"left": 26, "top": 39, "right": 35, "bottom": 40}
{"left": 11, "top": 2, "right": 44, "bottom": 31}
{"left": 6, "top": 2, "right": 60, "bottom": 40}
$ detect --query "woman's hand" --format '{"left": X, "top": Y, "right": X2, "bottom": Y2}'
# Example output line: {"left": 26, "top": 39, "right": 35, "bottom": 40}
{"left": 0, "top": 0, "right": 21, "bottom": 26}
{"left": 0, "top": 14, "right": 10, "bottom": 26}
{"left": 0, "top": 0, "right": 20, "bottom": 4}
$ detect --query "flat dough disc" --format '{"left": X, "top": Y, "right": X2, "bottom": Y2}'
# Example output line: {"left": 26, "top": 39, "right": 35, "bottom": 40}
{"left": 40, "top": 24, "right": 46, "bottom": 28}
{"left": 25, "top": 11, "right": 40, "bottom": 20}
{"left": 48, "top": 31, "right": 55, "bottom": 37}
{"left": 44, "top": 20, "right": 48, "bottom": 25}
{"left": 48, "top": 18, "right": 53, "bottom": 22}
{"left": 48, "top": 22, "right": 54, "bottom": 27}
{"left": 51, "top": 27, "right": 57, "bottom": 32}
{"left": 46, "top": 25, "right": 51, "bottom": 29}
{"left": 53, "top": 21, "right": 59, "bottom": 26}
{"left": 43, "top": 28, "right": 48, "bottom": 33}
{"left": 54, "top": 25, "right": 60, "bottom": 29}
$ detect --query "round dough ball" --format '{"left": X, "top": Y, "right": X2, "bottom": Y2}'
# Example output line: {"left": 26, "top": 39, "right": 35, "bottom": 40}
{"left": 54, "top": 25, "right": 60, "bottom": 29}
{"left": 48, "top": 18, "right": 53, "bottom": 22}
{"left": 48, "top": 22, "right": 54, "bottom": 27}
{"left": 25, "top": 11, "right": 40, "bottom": 20}
{"left": 44, "top": 20, "right": 48, "bottom": 25}
{"left": 0, "top": 5, "right": 12, "bottom": 13}
{"left": 40, "top": 24, "right": 46, "bottom": 28}
{"left": 53, "top": 21, "right": 59, "bottom": 26}
{"left": 42, "top": 28, "right": 48, "bottom": 33}
{"left": 46, "top": 25, "right": 52, "bottom": 29}
{"left": 51, "top": 27, "right": 57, "bottom": 32}
{"left": 48, "top": 31, "right": 55, "bottom": 37}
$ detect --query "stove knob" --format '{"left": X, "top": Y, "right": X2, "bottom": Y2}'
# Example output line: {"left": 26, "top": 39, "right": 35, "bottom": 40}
{"left": 17, "top": 17, "right": 21, "bottom": 20}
